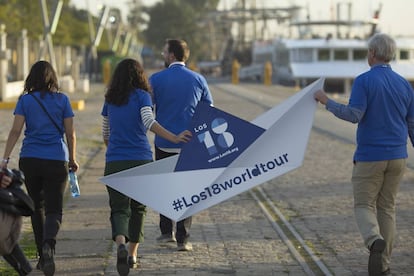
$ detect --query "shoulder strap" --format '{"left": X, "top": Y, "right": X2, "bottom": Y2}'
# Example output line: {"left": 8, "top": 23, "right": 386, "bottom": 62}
{"left": 30, "top": 93, "right": 64, "bottom": 134}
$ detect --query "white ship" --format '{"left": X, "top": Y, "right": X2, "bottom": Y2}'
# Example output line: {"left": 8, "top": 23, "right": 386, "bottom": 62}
{"left": 240, "top": 3, "right": 414, "bottom": 93}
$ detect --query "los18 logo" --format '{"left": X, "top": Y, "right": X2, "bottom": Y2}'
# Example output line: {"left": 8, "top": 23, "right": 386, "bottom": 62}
{"left": 195, "top": 118, "right": 234, "bottom": 155}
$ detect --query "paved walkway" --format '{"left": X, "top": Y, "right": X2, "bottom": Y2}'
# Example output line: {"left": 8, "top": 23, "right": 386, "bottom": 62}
{"left": 1, "top": 80, "right": 413, "bottom": 275}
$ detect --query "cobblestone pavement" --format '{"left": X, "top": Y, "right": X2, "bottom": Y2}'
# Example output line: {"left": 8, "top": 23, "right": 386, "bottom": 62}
{"left": 0, "top": 80, "right": 413, "bottom": 275}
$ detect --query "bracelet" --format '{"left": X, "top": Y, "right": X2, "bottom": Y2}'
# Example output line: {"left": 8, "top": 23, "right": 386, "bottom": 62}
{"left": 1, "top": 158, "right": 9, "bottom": 164}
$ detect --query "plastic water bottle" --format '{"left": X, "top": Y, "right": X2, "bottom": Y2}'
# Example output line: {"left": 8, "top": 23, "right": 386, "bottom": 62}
{"left": 68, "top": 170, "right": 80, "bottom": 198}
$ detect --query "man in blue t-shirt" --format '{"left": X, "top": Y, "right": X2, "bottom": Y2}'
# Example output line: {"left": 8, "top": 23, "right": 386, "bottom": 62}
{"left": 314, "top": 33, "right": 414, "bottom": 276}
{"left": 149, "top": 39, "right": 213, "bottom": 252}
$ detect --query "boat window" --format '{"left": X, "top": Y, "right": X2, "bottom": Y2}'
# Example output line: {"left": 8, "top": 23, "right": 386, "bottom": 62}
{"left": 318, "top": 49, "right": 330, "bottom": 61}
{"left": 353, "top": 50, "right": 366, "bottom": 60}
{"left": 292, "top": 49, "right": 313, "bottom": 62}
{"left": 399, "top": 50, "right": 409, "bottom": 60}
{"left": 334, "top": 49, "right": 348, "bottom": 60}
{"left": 254, "top": 53, "right": 273, "bottom": 64}
{"left": 275, "top": 49, "right": 289, "bottom": 66}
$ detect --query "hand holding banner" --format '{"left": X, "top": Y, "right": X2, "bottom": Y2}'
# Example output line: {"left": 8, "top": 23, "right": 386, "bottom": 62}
{"left": 175, "top": 101, "right": 265, "bottom": 171}
{"left": 100, "top": 78, "right": 325, "bottom": 221}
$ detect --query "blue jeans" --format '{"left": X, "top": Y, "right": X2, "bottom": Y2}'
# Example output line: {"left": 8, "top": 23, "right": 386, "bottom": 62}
{"left": 352, "top": 159, "right": 406, "bottom": 271}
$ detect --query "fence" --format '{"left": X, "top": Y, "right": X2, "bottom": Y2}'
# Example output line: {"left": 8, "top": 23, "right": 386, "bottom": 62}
{"left": 0, "top": 25, "right": 90, "bottom": 101}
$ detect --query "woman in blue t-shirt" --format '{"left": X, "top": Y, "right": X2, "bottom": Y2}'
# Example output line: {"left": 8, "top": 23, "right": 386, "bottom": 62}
{"left": 1, "top": 60, "right": 79, "bottom": 276}
{"left": 101, "top": 58, "right": 191, "bottom": 275}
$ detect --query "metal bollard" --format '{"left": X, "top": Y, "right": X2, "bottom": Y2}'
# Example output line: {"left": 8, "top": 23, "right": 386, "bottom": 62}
{"left": 232, "top": 59, "right": 240, "bottom": 84}
{"left": 102, "top": 59, "right": 111, "bottom": 85}
{"left": 264, "top": 61, "right": 272, "bottom": 86}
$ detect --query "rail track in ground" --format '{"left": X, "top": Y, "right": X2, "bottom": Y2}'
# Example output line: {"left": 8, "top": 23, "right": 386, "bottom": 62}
{"left": 210, "top": 83, "right": 334, "bottom": 275}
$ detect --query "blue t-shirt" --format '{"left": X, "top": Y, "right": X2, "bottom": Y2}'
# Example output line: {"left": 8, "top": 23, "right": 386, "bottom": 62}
{"left": 14, "top": 91, "right": 74, "bottom": 161}
{"left": 149, "top": 63, "right": 213, "bottom": 149}
{"left": 101, "top": 89, "right": 153, "bottom": 162}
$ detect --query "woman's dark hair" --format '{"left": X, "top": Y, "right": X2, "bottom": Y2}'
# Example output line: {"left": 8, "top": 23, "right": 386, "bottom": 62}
{"left": 23, "top": 60, "right": 59, "bottom": 96}
{"left": 105, "top": 58, "right": 150, "bottom": 106}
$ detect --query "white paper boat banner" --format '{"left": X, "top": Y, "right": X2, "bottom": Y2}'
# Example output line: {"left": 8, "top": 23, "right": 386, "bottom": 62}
{"left": 100, "top": 78, "right": 325, "bottom": 221}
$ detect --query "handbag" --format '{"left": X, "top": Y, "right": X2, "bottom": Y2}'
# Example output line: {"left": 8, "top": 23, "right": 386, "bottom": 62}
{"left": 30, "top": 93, "right": 64, "bottom": 134}
{"left": 0, "top": 169, "right": 34, "bottom": 217}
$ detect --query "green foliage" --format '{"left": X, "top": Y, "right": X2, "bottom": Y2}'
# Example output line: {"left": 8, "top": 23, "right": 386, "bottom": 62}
{"left": 55, "top": 4, "right": 90, "bottom": 46}
{"left": 0, "top": 0, "right": 90, "bottom": 46}
{"left": 143, "top": 0, "right": 220, "bottom": 62}
{"left": 0, "top": 1, "right": 43, "bottom": 40}
{"left": 0, "top": 0, "right": 223, "bottom": 60}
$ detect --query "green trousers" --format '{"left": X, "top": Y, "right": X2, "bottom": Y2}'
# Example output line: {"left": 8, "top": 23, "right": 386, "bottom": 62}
{"left": 104, "top": 160, "right": 152, "bottom": 243}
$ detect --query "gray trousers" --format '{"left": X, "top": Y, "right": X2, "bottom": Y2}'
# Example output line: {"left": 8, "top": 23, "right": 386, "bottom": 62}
{"left": 0, "top": 210, "right": 22, "bottom": 255}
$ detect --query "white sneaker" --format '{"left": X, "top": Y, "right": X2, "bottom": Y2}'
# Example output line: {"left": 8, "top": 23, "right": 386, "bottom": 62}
{"left": 156, "top": 234, "right": 176, "bottom": 243}
{"left": 177, "top": 242, "right": 193, "bottom": 251}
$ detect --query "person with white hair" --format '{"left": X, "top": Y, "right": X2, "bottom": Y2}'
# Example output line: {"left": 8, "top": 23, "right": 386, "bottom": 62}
{"left": 314, "top": 33, "right": 414, "bottom": 276}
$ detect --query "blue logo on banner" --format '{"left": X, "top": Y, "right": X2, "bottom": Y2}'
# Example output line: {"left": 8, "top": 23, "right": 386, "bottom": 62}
{"left": 174, "top": 102, "right": 265, "bottom": 171}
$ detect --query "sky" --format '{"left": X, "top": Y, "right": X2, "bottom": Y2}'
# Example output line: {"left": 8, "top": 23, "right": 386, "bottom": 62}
{"left": 70, "top": 0, "right": 414, "bottom": 37}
